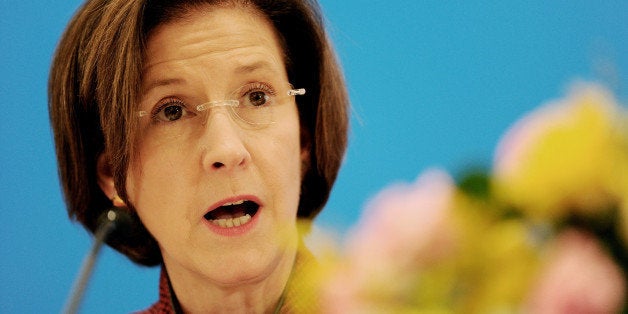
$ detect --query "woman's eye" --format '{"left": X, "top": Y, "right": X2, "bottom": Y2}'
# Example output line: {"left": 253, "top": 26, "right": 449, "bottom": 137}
{"left": 246, "top": 90, "right": 270, "bottom": 107}
{"left": 154, "top": 102, "right": 191, "bottom": 122}
{"left": 238, "top": 82, "right": 276, "bottom": 107}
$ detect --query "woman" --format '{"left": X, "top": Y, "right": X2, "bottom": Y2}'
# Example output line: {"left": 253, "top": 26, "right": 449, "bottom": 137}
{"left": 49, "top": 0, "right": 348, "bottom": 312}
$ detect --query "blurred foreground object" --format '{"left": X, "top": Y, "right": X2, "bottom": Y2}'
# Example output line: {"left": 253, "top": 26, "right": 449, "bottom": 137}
{"left": 494, "top": 83, "right": 628, "bottom": 223}
{"left": 318, "top": 82, "right": 627, "bottom": 313}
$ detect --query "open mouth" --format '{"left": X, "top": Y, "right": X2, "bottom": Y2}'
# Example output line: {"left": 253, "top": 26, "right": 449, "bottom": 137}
{"left": 203, "top": 200, "right": 259, "bottom": 228}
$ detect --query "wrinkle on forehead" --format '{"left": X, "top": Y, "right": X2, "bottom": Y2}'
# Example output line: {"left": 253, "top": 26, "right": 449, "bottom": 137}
{"left": 143, "top": 5, "right": 282, "bottom": 70}
{"left": 145, "top": 34, "right": 277, "bottom": 70}
{"left": 141, "top": 5, "right": 286, "bottom": 93}
{"left": 139, "top": 5, "right": 290, "bottom": 108}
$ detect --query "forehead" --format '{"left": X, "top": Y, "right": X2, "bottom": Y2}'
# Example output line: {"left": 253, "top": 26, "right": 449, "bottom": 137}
{"left": 142, "top": 5, "right": 287, "bottom": 91}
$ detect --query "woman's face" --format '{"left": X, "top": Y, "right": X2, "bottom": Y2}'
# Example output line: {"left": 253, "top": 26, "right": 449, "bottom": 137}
{"left": 126, "top": 5, "right": 305, "bottom": 287}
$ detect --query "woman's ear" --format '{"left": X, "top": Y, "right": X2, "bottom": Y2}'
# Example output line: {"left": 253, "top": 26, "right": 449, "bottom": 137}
{"left": 97, "top": 153, "right": 126, "bottom": 207}
{"left": 300, "top": 125, "right": 312, "bottom": 178}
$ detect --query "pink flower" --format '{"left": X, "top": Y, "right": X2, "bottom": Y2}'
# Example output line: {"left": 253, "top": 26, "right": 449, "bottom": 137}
{"left": 524, "top": 229, "right": 626, "bottom": 313}
{"left": 345, "top": 168, "right": 456, "bottom": 272}
{"left": 321, "top": 169, "right": 456, "bottom": 313}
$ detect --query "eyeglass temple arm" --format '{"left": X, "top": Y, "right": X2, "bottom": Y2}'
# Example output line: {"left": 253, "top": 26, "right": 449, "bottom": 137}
{"left": 288, "top": 88, "right": 306, "bottom": 96}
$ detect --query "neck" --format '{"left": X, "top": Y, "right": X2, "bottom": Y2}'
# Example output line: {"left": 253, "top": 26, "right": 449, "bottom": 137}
{"left": 164, "top": 248, "right": 297, "bottom": 314}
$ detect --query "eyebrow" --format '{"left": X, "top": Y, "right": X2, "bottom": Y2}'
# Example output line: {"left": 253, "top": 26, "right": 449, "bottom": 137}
{"left": 142, "top": 78, "right": 186, "bottom": 95}
{"left": 141, "top": 60, "right": 281, "bottom": 95}
{"left": 233, "top": 60, "right": 280, "bottom": 76}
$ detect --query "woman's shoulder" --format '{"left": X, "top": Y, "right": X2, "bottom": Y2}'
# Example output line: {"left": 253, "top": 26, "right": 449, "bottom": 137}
{"left": 281, "top": 244, "right": 324, "bottom": 313}
{"left": 135, "top": 270, "right": 176, "bottom": 314}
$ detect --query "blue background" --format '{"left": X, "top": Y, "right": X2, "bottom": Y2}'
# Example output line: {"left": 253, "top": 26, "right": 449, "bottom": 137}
{"left": 1, "top": 1, "right": 627, "bottom": 312}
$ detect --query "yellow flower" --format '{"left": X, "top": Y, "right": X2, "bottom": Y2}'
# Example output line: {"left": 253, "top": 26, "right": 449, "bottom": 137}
{"left": 493, "top": 83, "right": 628, "bottom": 221}
{"left": 446, "top": 194, "right": 539, "bottom": 312}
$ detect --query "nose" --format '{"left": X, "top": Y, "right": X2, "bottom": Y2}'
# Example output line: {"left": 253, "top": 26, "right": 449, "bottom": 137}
{"left": 199, "top": 109, "right": 251, "bottom": 172}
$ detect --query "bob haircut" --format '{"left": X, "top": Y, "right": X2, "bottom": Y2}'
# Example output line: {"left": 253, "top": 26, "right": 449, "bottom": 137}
{"left": 49, "top": 0, "right": 348, "bottom": 266}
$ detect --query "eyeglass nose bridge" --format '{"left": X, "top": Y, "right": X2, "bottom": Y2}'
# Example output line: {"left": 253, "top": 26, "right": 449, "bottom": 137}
{"left": 196, "top": 99, "right": 239, "bottom": 112}
{"left": 195, "top": 99, "right": 240, "bottom": 125}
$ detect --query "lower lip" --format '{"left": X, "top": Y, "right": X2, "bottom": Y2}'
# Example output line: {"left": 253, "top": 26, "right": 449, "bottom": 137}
{"left": 202, "top": 208, "right": 261, "bottom": 237}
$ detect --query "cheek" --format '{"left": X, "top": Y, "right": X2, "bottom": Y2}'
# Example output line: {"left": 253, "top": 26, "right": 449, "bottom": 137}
{"left": 265, "top": 139, "right": 302, "bottom": 189}
{"left": 254, "top": 121, "right": 304, "bottom": 211}
{"left": 126, "top": 147, "right": 177, "bottom": 204}
{"left": 125, "top": 146, "right": 194, "bottom": 228}
{"left": 126, "top": 135, "right": 204, "bottom": 198}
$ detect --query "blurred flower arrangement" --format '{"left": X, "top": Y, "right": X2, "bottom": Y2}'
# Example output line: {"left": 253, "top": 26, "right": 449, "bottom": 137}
{"left": 318, "top": 83, "right": 628, "bottom": 313}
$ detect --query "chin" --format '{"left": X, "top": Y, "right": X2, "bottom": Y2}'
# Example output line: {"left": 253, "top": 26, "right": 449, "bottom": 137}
{"left": 200, "top": 244, "right": 296, "bottom": 287}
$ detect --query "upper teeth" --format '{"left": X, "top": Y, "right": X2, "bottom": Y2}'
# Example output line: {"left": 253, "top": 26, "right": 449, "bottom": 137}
{"left": 211, "top": 214, "right": 252, "bottom": 228}
{"left": 223, "top": 200, "right": 245, "bottom": 206}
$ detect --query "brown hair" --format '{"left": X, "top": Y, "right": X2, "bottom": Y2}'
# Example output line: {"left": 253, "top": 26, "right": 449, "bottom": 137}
{"left": 49, "top": 0, "right": 349, "bottom": 266}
